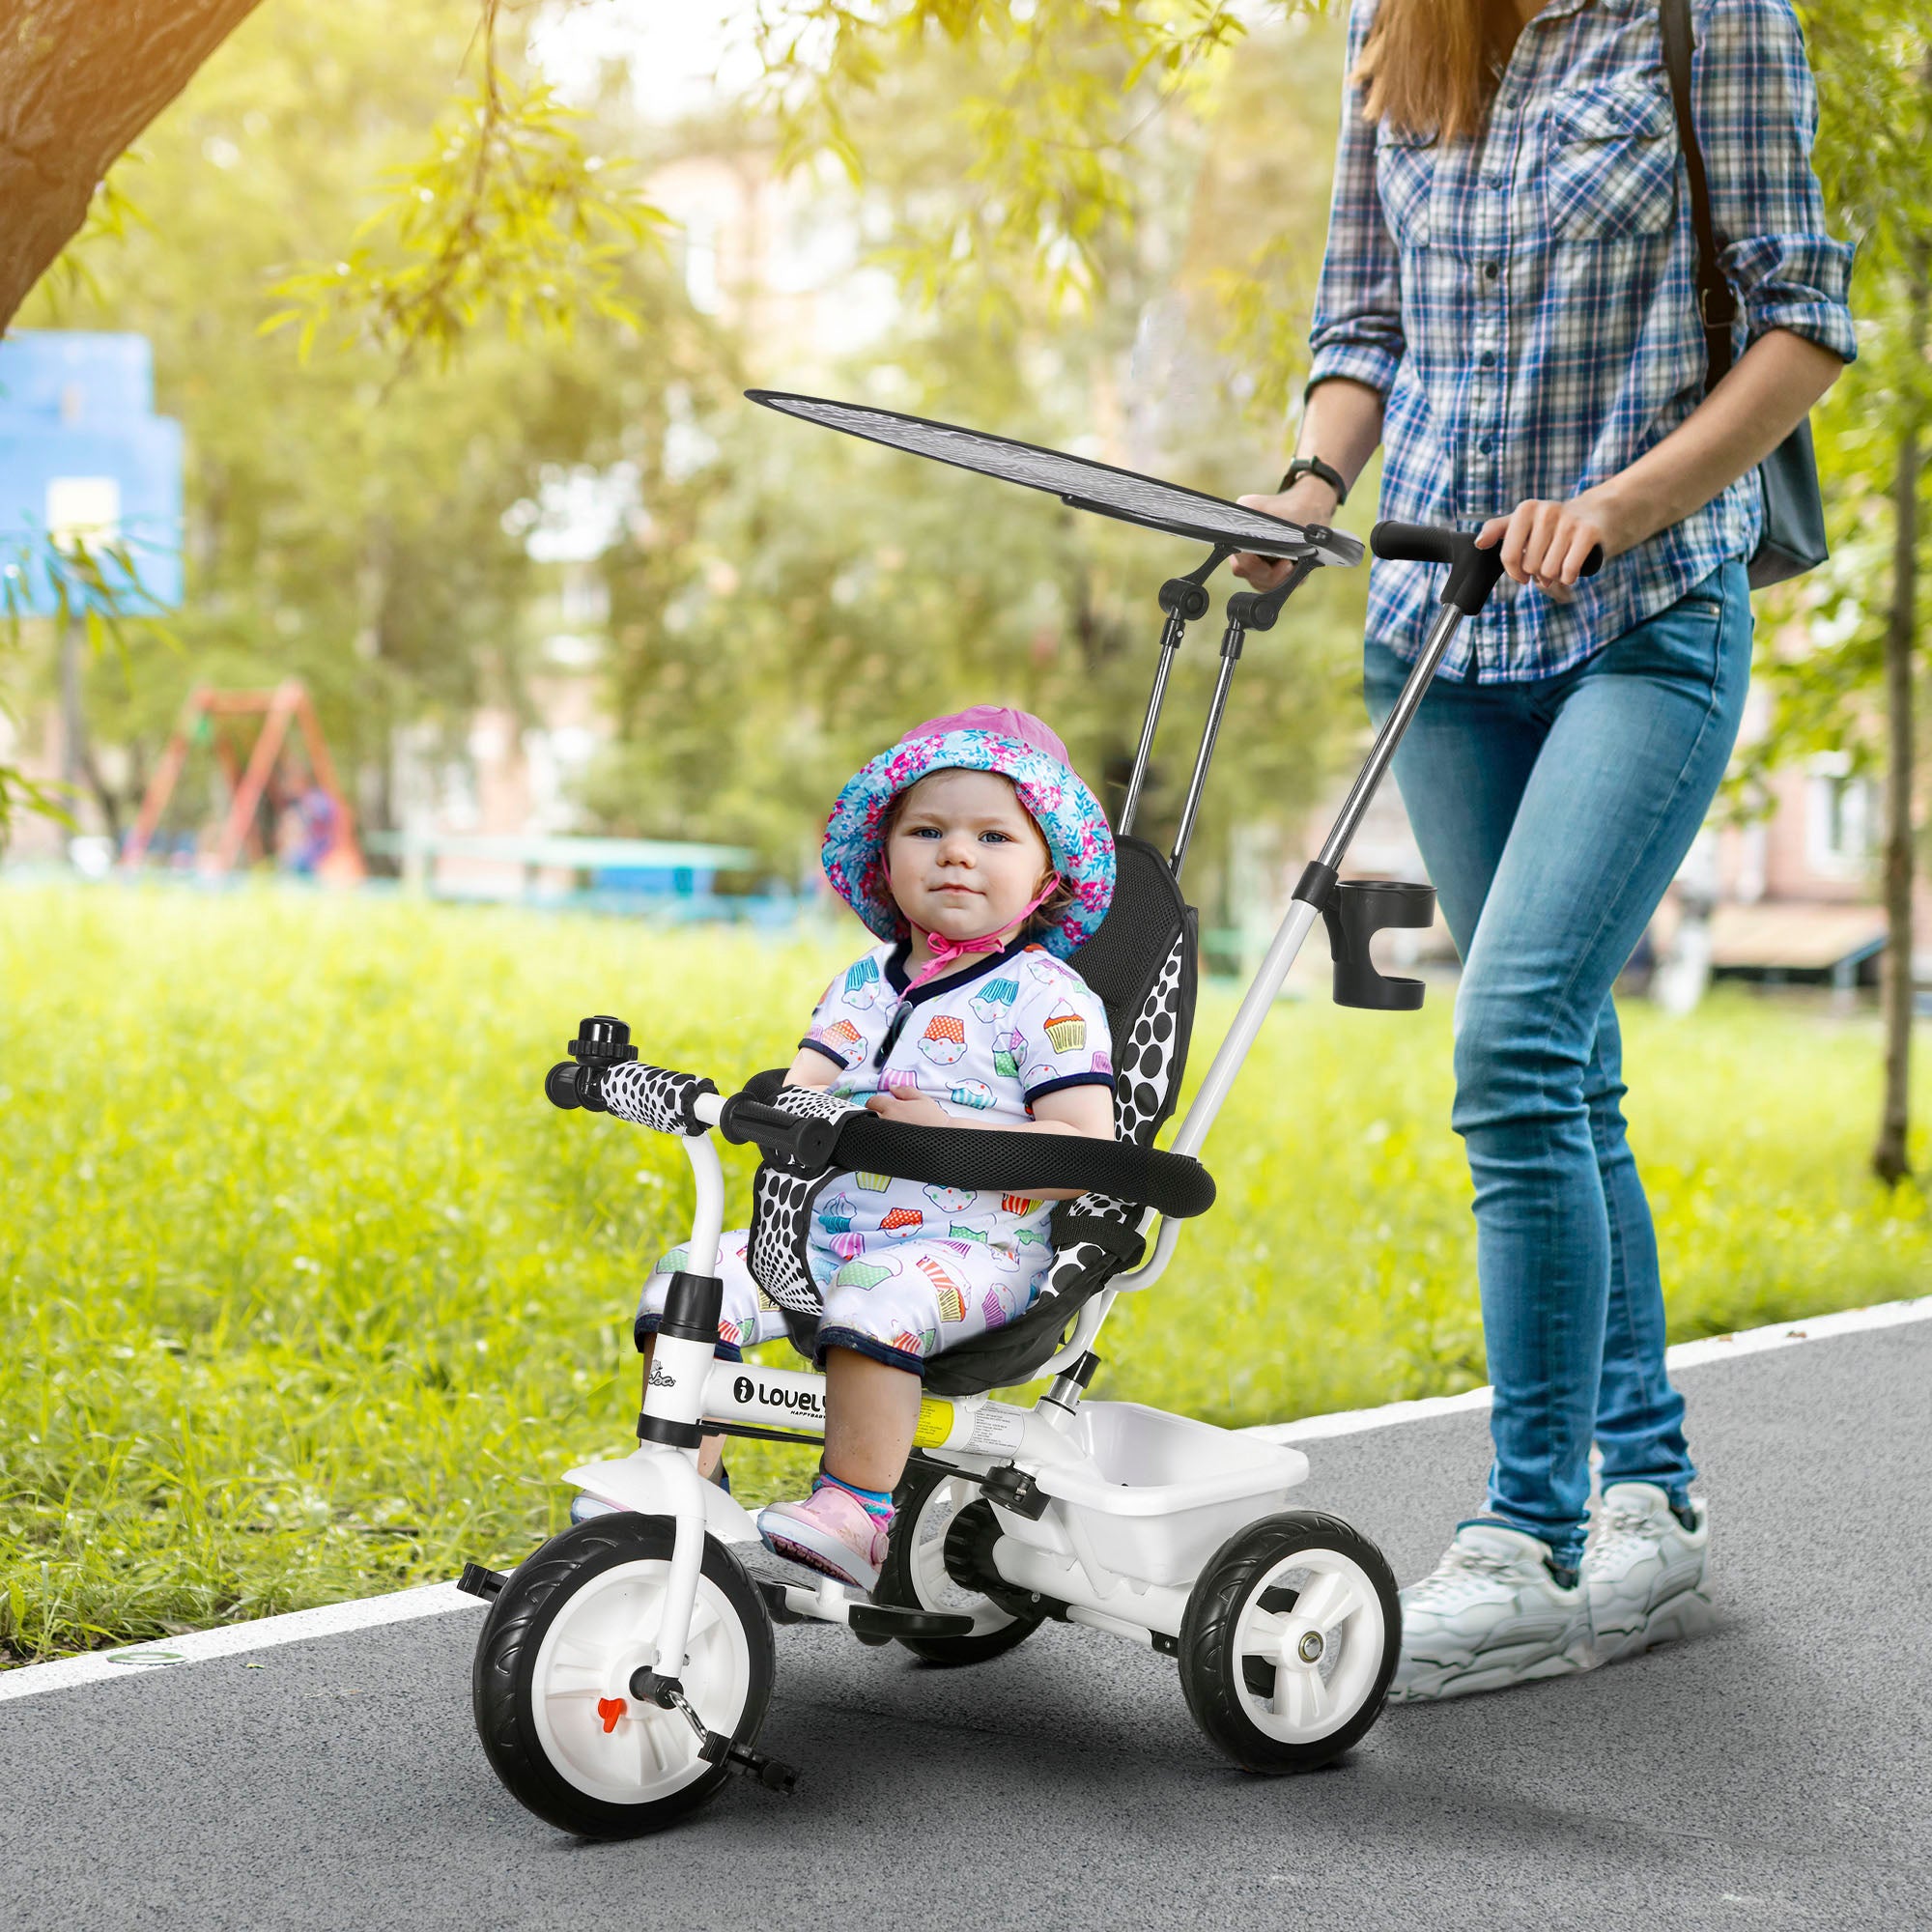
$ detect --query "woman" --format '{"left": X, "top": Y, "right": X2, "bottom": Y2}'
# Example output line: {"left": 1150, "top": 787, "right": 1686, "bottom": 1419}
{"left": 1234, "top": 0, "right": 1854, "bottom": 1700}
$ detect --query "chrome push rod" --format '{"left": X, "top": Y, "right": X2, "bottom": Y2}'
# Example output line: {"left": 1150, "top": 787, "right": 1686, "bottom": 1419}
{"left": 1169, "top": 556, "right": 1318, "bottom": 880}
{"left": 1118, "top": 547, "right": 1229, "bottom": 839}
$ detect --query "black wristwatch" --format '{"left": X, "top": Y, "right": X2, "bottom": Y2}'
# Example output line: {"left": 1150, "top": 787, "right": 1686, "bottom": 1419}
{"left": 1278, "top": 454, "right": 1349, "bottom": 506}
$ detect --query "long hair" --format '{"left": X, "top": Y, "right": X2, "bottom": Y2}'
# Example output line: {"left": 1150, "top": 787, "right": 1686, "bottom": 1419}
{"left": 1352, "top": 0, "right": 1525, "bottom": 141}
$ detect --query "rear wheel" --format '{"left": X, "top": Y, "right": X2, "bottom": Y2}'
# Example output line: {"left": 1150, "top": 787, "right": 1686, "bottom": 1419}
{"left": 1179, "top": 1510, "right": 1399, "bottom": 1775}
{"left": 472, "top": 1515, "right": 774, "bottom": 1837}
{"left": 874, "top": 1461, "right": 1042, "bottom": 1666}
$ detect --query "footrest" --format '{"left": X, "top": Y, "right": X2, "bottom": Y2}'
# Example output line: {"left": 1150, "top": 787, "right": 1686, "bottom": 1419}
{"left": 753, "top": 1578, "right": 974, "bottom": 1641}
{"left": 846, "top": 1603, "right": 977, "bottom": 1641}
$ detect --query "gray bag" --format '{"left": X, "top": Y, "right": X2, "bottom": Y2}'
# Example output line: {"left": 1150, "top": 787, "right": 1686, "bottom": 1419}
{"left": 1660, "top": 0, "right": 1829, "bottom": 589}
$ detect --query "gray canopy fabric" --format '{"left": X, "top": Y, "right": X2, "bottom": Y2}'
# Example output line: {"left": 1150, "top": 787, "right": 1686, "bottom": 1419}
{"left": 746, "top": 390, "right": 1364, "bottom": 569}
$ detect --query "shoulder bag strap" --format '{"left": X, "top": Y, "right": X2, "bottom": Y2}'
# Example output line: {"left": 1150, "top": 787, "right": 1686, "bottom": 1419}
{"left": 1660, "top": 0, "right": 1738, "bottom": 385}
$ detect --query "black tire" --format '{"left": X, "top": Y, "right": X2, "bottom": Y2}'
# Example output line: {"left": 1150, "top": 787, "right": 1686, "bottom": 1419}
{"left": 1179, "top": 1509, "right": 1400, "bottom": 1776}
{"left": 472, "top": 1515, "right": 775, "bottom": 1838}
{"left": 874, "top": 1462, "right": 1043, "bottom": 1666}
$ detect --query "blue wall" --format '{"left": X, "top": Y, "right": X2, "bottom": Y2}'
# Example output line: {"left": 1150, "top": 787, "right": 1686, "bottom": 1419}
{"left": 0, "top": 331, "right": 184, "bottom": 613}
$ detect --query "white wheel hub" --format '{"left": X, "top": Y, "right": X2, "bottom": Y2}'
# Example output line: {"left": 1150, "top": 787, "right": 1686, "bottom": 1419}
{"left": 530, "top": 1558, "right": 753, "bottom": 1804}
{"left": 1234, "top": 1548, "right": 1384, "bottom": 1745}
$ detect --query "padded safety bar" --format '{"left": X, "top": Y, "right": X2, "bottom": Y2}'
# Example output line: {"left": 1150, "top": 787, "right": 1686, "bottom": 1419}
{"left": 736, "top": 1066, "right": 1211, "bottom": 1217}
{"left": 823, "top": 1111, "right": 1215, "bottom": 1220}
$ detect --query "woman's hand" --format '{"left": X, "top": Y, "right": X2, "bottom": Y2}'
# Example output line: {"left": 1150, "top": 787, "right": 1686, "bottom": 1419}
{"left": 1231, "top": 477, "right": 1342, "bottom": 589}
{"left": 1475, "top": 486, "right": 1635, "bottom": 595}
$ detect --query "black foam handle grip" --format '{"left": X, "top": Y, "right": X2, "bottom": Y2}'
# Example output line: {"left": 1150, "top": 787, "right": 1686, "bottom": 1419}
{"left": 717, "top": 1094, "right": 841, "bottom": 1171}
{"left": 1370, "top": 521, "right": 1603, "bottom": 617}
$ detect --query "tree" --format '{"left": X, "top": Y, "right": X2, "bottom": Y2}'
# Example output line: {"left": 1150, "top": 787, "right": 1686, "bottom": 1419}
{"left": 1761, "top": 4, "right": 1932, "bottom": 1185}
{"left": 12, "top": 0, "right": 716, "bottom": 845}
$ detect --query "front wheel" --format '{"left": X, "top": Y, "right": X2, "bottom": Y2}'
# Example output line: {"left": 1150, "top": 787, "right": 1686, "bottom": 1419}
{"left": 1179, "top": 1509, "right": 1400, "bottom": 1775}
{"left": 472, "top": 1514, "right": 775, "bottom": 1837}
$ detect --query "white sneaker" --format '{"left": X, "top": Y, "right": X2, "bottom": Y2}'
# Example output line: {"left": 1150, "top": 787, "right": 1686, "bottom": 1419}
{"left": 1583, "top": 1482, "right": 1712, "bottom": 1664}
{"left": 1388, "top": 1522, "right": 1592, "bottom": 1703}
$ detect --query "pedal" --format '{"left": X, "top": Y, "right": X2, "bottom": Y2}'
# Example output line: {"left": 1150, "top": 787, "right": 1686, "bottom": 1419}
{"left": 456, "top": 1562, "right": 507, "bottom": 1601}
{"left": 699, "top": 1731, "right": 799, "bottom": 1794}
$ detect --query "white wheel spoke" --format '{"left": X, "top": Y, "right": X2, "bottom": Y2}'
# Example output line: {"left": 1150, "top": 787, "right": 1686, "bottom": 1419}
{"left": 1273, "top": 1662, "right": 1328, "bottom": 1731}
{"left": 1292, "top": 1567, "right": 1364, "bottom": 1636}
{"left": 1241, "top": 1607, "right": 1291, "bottom": 1648}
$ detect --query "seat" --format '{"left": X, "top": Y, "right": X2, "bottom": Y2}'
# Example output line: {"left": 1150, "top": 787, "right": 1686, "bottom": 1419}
{"left": 921, "top": 833, "right": 1198, "bottom": 1394}
{"left": 733, "top": 834, "right": 1200, "bottom": 1397}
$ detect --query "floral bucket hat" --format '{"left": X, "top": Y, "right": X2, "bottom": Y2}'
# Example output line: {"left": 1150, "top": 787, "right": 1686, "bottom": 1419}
{"left": 821, "top": 704, "right": 1116, "bottom": 960}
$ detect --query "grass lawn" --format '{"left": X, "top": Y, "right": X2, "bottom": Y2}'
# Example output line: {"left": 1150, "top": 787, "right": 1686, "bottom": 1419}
{"left": 3, "top": 881, "right": 1925, "bottom": 1663}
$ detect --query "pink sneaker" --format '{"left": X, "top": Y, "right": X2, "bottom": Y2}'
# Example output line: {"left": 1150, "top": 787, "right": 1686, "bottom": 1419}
{"left": 757, "top": 1484, "right": 891, "bottom": 1591}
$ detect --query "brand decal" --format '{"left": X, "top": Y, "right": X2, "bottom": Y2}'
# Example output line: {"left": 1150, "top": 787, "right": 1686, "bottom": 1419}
{"left": 727, "top": 1373, "right": 826, "bottom": 1418}
{"left": 648, "top": 1363, "right": 677, "bottom": 1389}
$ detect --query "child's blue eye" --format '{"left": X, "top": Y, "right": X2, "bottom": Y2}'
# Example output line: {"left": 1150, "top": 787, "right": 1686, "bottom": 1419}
{"left": 980, "top": 831, "right": 1011, "bottom": 844}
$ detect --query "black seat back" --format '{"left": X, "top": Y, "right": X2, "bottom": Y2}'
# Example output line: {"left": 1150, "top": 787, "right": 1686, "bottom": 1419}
{"left": 923, "top": 834, "right": 1198, "bottom": 1395}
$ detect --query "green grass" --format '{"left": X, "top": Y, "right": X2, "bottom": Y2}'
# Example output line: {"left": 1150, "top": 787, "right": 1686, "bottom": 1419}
{"left": 2, "top": 882, "right": 1925, "bottom": 1663}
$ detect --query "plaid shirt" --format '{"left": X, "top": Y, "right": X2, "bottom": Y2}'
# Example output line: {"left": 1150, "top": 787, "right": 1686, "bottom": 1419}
{"left": 1308, "top": 0, "right": 1857, "bottom": 681}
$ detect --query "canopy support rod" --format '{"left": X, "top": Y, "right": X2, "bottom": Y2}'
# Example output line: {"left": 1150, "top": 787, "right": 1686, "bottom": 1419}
{"left": 1168, "top": 556, "right": 1319, "bottom": 880}
{"left": 1118, "top": 546, "right": 1229, "bottom": 839}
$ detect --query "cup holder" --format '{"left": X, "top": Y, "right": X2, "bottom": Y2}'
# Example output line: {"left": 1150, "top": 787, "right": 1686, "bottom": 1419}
{"left": 1322, "top": 879, "right": 1437, "bottom": 1011}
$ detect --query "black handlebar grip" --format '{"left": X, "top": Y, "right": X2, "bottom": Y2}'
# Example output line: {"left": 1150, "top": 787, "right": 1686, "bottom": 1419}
{"left": 1371, "top": 520, "right": 1604, "bottom": 617}
{"left": 717, "top": 1094, "right": 841, "bottom": 1171}
{"left": 545, "top": 1061, "right": 591, "bottom": 1110}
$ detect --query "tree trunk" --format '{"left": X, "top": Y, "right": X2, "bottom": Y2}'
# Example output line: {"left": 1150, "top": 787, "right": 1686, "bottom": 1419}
{"left": 0, "top": 0, "right": 267, "bottom": 331}
{"left": 1872, "top": 255, "right": 1926, "bottom": 1188}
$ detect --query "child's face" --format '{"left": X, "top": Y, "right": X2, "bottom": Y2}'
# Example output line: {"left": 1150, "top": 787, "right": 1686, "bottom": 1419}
{"left": 885, "top": 769, "right": 1053, "bottom": 946}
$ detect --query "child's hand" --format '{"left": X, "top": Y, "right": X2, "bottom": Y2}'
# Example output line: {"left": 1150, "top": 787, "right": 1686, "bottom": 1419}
{"left": 865, "top": 1093, "right": 952, "bottom": 1128}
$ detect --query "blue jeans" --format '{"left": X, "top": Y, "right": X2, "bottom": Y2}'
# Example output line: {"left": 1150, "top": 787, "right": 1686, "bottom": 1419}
{"left": 1364, "top": 561, "right": 1752, "bottom": 1569}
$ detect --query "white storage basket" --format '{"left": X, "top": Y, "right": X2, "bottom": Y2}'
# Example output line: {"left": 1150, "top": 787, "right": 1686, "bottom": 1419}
{"left": 1010, "top": 1401, "right": 1311, "bottom": 1587}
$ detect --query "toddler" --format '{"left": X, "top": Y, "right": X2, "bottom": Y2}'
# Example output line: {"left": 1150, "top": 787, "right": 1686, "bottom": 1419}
{"left": 637, "top": 706, "right": 1117, "bottom": 1588}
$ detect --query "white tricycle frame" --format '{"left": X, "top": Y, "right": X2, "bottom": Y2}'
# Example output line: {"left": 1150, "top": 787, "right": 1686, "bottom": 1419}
{"left": 466, "top": 524, "right": 1586, "bottom": 1834}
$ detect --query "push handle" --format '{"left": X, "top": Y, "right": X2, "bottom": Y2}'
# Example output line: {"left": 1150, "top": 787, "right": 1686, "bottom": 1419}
{"left": 1371, "top": 521, "right": 1603, "bottom": 617}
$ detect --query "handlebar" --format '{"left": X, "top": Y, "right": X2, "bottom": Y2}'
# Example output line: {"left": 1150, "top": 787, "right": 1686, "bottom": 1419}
{"left": 543, "top": 1018, "right": 1217, "bottom": 1219}
{"left": 1370, "top": 520, "right": 1603, "bottom": 618}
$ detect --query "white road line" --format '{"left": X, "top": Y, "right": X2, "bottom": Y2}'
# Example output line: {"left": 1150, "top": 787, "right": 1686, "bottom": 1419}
{"left": 4, "top": 1292, "right": 1927, "bottom": 1706}
{"left": 0, "top": 1581, "right": 485, "bottom": 1707}
{"left": 1245, "top": 1292, "right": 1932, "bottom": 1445}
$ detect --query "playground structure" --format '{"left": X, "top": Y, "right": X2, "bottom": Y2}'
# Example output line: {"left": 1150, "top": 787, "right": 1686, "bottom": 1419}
{"left": 120, "top": 681, "right": 365, "bottom": 882}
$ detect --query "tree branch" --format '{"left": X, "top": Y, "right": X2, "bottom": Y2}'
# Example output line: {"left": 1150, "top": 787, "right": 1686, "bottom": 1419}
{"left": 0, "top": 0, "right": 268, "bottom": 330}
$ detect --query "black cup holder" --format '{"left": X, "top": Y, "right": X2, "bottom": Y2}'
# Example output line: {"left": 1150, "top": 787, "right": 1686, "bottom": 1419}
{"left": 1322, "top": 879, "right": 1437, "bottom": 1011}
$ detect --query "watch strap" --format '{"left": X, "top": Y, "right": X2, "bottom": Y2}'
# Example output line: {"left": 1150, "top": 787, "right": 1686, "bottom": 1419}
{"left": 1279, "top": 454, "right": 1348, "bottom": 506}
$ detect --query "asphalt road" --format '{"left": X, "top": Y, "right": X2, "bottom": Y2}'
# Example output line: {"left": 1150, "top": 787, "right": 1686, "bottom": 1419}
{"left": 5, "top": 1321, "right": 1928, "bottom": 1932}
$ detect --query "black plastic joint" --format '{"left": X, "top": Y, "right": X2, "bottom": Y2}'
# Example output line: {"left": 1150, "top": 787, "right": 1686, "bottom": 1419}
{"left": 1293, "top": 860, "right": 1338, "bottom": 909}
{"left": 636, "top": 1411, "right": 705, "bottom": 1450}
{"left": 1066, "top": 1351, "right": 1101, "bottom": 1389}
{"left": 981, "top": 1463, "right": 1050, "bottom": 1520}
{"left": 1157, "top": 577, "right": 1212, "bottom": 620}
{"left": 630, "top": 1668, "right": 682, "bottom": 1707}
{"left": 656, "top": 1270, "right": 724, "bottom": 1345}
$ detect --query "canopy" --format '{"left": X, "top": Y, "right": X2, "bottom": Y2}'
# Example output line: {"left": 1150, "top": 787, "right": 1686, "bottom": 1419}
{"left": 746, "top": 390, "right": 1364, "bottom": 569}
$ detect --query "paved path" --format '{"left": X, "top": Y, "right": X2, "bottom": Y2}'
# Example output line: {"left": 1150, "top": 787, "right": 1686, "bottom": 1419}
{"left": 5, "top": 1318, "right": 1929, "bottom": 1932}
